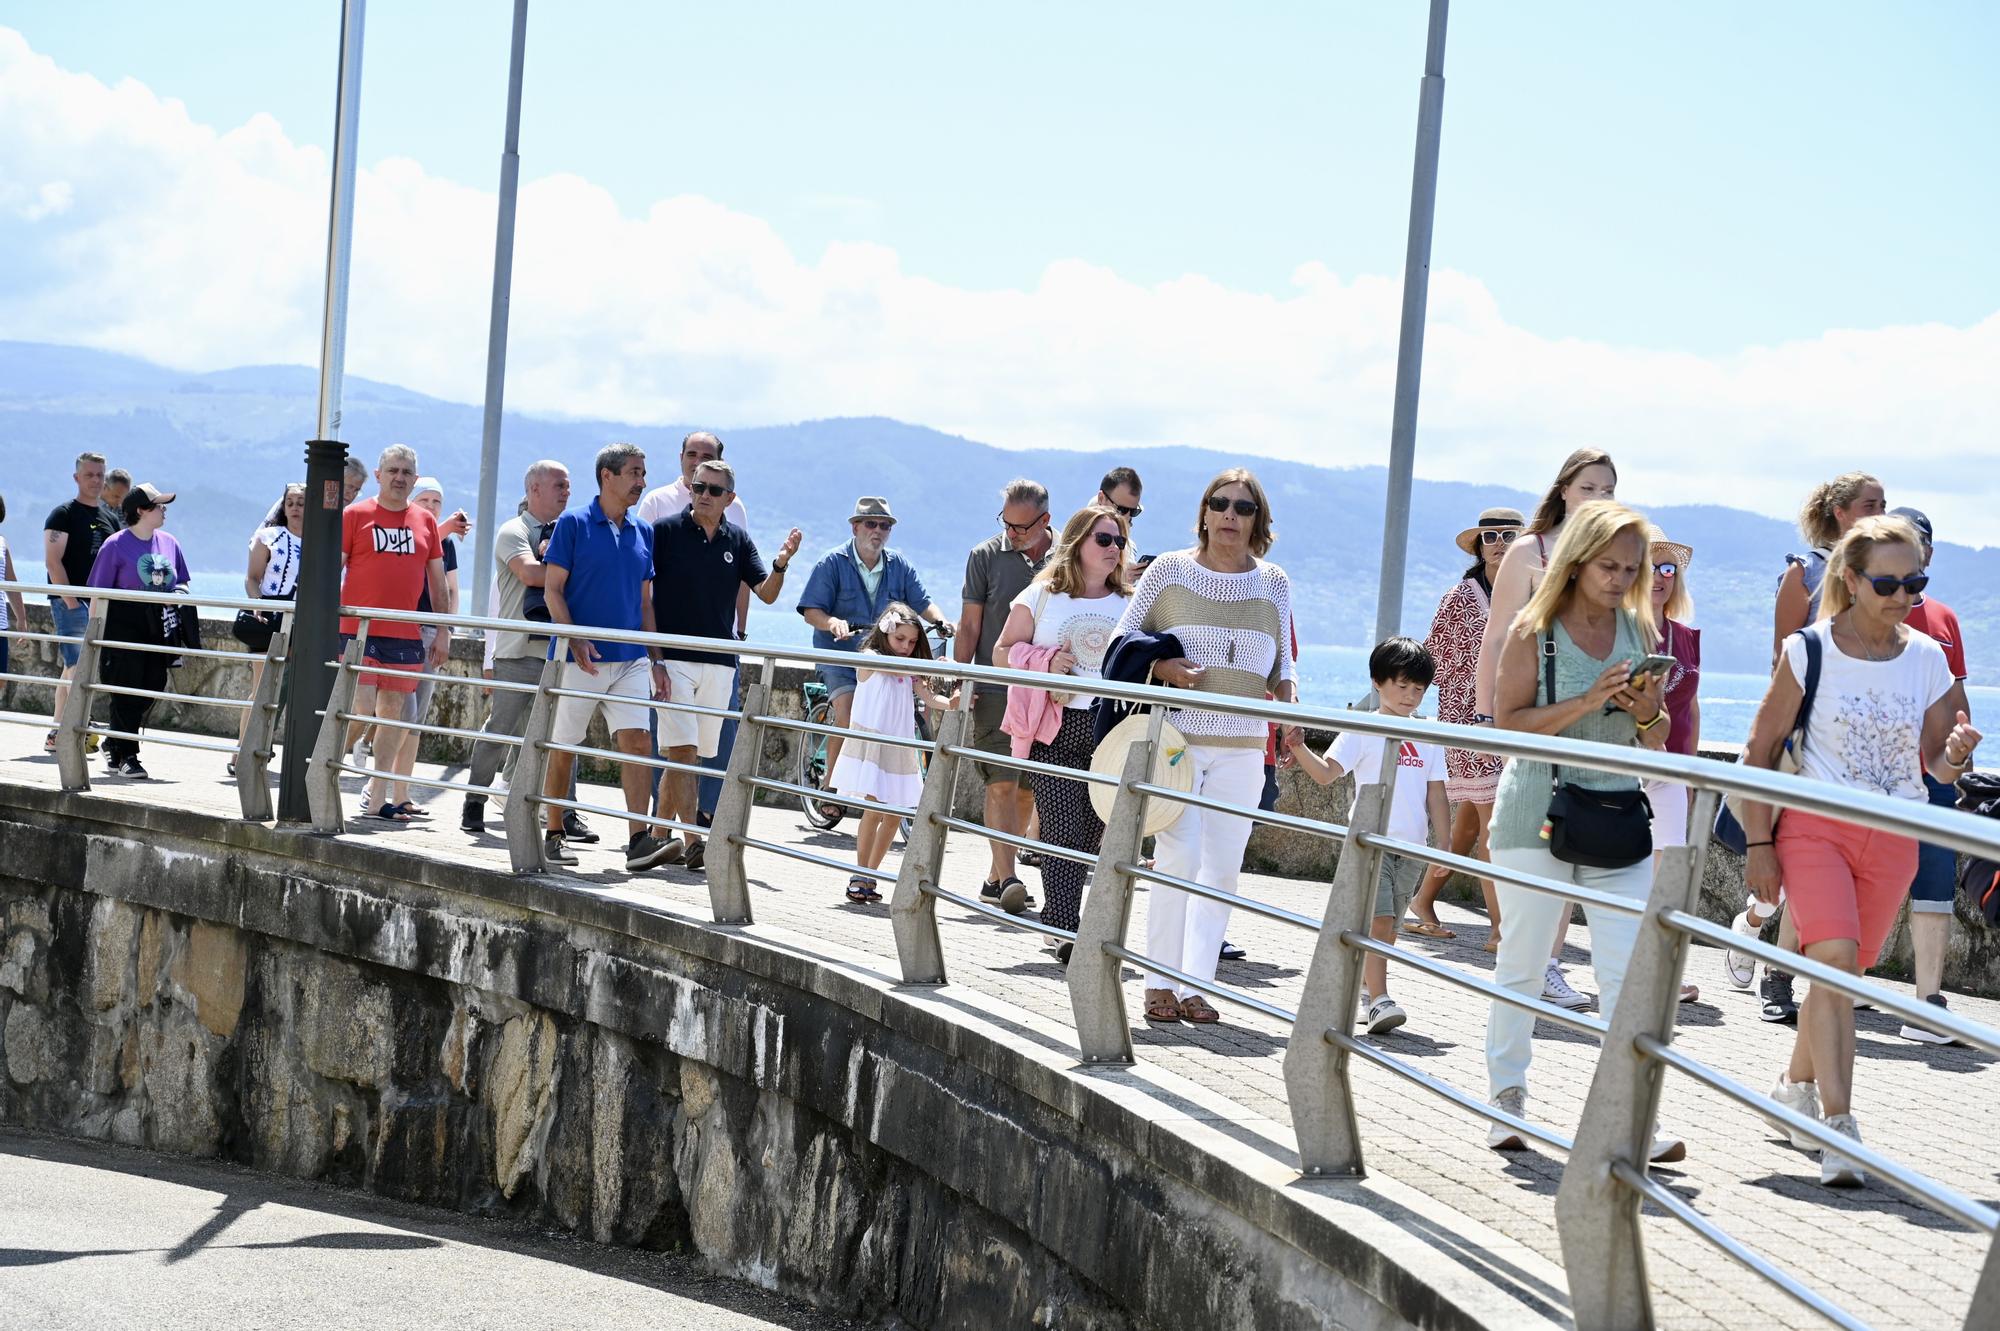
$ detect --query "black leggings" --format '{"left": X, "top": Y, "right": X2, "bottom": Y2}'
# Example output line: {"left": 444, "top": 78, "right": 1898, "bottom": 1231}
{"left": 1026, "top": 708, "right": 1104, "bottom": 934}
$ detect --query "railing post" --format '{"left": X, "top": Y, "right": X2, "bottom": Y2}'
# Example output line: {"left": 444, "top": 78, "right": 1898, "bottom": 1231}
{"left": 705, "top": 658, "right": 772, "bottom": 925}
{"left": 1283, "top": 737, "right": 1401, "bottom": 1177}
{"left": 1064, "top": 708, "right": 1162, "bottom": 1064}
{"left": 237, "top": 622, "right": 289, "bottom": 821}
{"left": 1555, "top": 787, "right": 1720, "bottom": 1331}
{"left": 1967, "top": 1236, "right": 1999, "bottom": 1331}
{"left": 304, "top": 636, "right": 365, "bottom": 835}
{"left": 54, "top": 597, "right": 109, "bottom": 793}
{"left": 504, "top": 657, "right": 563, "bottom": 873}
{"left": 888, "top": 694, "right": 972, "bottom": 985}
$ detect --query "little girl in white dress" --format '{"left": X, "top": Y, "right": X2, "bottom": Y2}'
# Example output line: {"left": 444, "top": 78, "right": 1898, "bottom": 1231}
{"left": 830, "top": 602, "right": 957, "bottom": 902}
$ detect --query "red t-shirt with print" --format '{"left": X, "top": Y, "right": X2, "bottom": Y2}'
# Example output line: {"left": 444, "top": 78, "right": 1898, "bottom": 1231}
{"left": 339, "top": 498, "right": 440, "bottom": 640}
{"left": 1906, "top": 597, "right": 1967, "bottom": 680}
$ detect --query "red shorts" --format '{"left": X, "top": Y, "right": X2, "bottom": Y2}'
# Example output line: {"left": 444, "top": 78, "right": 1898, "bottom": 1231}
{"left": 1776, "top": 810, "right": 1918, "bottom": 967}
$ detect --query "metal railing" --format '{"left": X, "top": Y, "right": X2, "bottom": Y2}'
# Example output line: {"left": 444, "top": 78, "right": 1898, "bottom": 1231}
{"left": 8, "top": 578, "right": 2000, "bottom": 1329}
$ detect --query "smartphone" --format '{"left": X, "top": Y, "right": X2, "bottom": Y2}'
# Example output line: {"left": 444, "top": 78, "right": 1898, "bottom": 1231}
{"left": 1628, "top": 654, "right": 1676, "bottom": 681}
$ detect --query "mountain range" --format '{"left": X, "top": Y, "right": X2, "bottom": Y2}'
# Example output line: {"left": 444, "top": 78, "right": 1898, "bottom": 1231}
{"left": 3, "top": 339, "right": 1995, "bottom": 682}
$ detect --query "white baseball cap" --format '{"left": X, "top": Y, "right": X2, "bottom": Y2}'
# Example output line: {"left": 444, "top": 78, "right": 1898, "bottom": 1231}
{"left": 412, "top": 477, "right": 443, "bottom": 500}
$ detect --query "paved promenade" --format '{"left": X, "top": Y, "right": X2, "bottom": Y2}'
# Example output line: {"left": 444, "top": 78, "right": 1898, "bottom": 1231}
{"left": 3, "top": 714, "right": 1994, "bottom": 1331}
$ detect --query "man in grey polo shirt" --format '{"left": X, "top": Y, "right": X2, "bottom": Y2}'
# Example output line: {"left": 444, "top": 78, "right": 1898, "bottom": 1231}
{"left": 954, "top": 478, "right": 1051, "bottom": 913}
{"left": 462, "top": 459, "right": 576, "bottom": 835}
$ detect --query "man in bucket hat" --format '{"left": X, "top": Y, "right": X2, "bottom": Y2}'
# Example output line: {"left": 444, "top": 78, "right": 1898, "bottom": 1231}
{"left": 795, "top": 496, "right": 951, "bottom": 780}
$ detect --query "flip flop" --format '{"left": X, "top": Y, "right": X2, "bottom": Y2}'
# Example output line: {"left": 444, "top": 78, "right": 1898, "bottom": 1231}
{"left": 366, "top": 802, "right": 412, "bottom": 823}
{"left": 1482, "top": 936, "right": 1502, "bottom": 954}
{"left": 1402, "top": 919, "right": 1457, "bottom": 939}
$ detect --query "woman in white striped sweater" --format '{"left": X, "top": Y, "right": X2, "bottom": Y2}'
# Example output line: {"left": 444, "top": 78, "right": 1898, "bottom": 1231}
{"left": 1113, "top": 468, "right": 1297, "bottom": 1026}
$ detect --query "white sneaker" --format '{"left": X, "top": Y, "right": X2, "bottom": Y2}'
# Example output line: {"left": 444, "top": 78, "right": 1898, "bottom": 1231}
{"left": 1820, "top": 1114, "right": 1866, "bottom": 1188}
{"left": 1766, "top": 1074, "right": 1822, "bottom": 1150}
{"left": 1899, "top": 993, "right": 1963, "bottom": 1046}
{"left": 1487, "top": 1086, "right": 1529, "bottom": 1151}
{"left": 1649, "top": 1135, "right": 1687, "bottom": 1164}
{"left": 1723, "top": 910, "right": 1760, "bottom": 990}
{"left": 1542, "top": 961, "right": 1593, "bottom": 1011}
{"left": 1365, "top": 995, "right": 1407, "bottom": 1035}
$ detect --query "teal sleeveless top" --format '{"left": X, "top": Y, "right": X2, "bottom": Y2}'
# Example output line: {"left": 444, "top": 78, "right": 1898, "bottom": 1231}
{"left": 1489, "top": 610, "right": 1645, "bottom": 852}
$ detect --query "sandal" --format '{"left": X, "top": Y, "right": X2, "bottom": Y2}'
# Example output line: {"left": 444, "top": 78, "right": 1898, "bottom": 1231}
{"left": 1143, "top": 989, "right": 1182, "bottom": 1024}
{"left": 1679, "top": 983, "right": 1700, "bottom": 1003}
{"left": 845, "top": 877, "right": 879, "bottom": 904}
{"left": 1402, "top": 918, "right": 1456, "bottom": 939}
{"left": 366, "top": 802, "right": 412, "bottom": 823}
{"left": 1482, "top": 936, "right": 1502, "bottom": 954}
{"left": 1178, "top": 996, "right": 1221, "bottom": 1025}
{"left": 393, "top": 802, "right": 430, "bottom": 820}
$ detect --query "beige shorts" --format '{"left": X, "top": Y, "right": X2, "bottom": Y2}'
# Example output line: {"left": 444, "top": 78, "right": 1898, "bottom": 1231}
{"left": 970, "top": 689, "right": 1032, "bottom": 788}
{"left": 551, "top": 658, "right": 653, "bottom": 746}
{"left": 659, "top": 660, "right": 735, "bottom": 758}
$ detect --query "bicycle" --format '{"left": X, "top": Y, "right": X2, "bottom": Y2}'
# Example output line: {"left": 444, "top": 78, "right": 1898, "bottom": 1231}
{"left": 795, "top": 621, "right": 955, "bottom": 833}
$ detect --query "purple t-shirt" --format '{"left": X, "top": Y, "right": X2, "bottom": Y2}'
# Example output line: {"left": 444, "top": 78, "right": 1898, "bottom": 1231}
{"left": 1660, "top": 618, "right": 1701, "bottom": 757}
{"left": 87, "top": 529, "right": 192, "bottom": 594}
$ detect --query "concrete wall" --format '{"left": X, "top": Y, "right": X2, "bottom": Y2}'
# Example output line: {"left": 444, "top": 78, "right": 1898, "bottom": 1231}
{"left": 0, "top": 787, "right": 1519, "bottom": 1331}
{"left": 8, "top": 607, "right": 1996, "bottom": 996}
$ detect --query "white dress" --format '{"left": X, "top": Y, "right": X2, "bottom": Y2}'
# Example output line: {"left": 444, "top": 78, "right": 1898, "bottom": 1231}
{"left": 830, "top": 664, "right": 925, "bottom": 806}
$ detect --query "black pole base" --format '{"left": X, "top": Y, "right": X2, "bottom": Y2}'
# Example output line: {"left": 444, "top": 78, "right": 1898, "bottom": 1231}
{"left": 277, "top": 439, "right": 350, "bottom": 823}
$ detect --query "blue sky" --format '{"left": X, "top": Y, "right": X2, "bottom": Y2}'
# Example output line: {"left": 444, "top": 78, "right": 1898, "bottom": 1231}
{"left": 16, "top": 1, "right": 1998, "bottom": 354}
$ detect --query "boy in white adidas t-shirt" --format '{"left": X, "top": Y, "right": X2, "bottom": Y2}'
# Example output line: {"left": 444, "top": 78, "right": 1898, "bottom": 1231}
{"left": 1284, "top": 637, "right": 1449, "bottom": 1035}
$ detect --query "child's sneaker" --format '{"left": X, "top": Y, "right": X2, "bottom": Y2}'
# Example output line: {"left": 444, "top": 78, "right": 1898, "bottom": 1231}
{"left": 1364, "top": 995, "right": 1407, "bottom": 1035}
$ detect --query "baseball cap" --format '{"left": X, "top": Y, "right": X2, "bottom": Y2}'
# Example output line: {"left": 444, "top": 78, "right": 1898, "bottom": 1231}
{"left": 1888, "top": 505, "right": 1933, "bottom": 544}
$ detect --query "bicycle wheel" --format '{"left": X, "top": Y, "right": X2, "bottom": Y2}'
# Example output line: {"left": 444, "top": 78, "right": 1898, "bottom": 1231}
{"left": 797, "top": 697, "right": 844, "bottom": 830}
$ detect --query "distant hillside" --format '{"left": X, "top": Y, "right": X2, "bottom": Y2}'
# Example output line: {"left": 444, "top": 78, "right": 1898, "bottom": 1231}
{"left": 4, "top": 340, "right": 1997, "bottom": 681}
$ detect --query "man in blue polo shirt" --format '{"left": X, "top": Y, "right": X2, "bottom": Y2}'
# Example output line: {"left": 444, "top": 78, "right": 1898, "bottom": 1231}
{"left": 795, "top": 496, "right": 951, "bottom": 779}
{"left": 541, "top": 441, "right": 679, "bottom": 873}
{"left": 649, "top": 458, "right": 801, "bottom": 868}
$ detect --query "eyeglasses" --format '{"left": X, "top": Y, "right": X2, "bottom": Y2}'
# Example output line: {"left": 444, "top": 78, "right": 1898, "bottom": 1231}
{"left": 1653, "top": 562, "right": 1678, "bottom": 578}
{"left": 1864, "top": 573, "right": 1928, "bottom": 597}
{"left": 1090, "top": 532, "right": 1129, "bottom": 550}
{"left": 998, "top": 514, "right": 1047, "bottom": 535}
{"left": 858, "top": 518, "right": 893, "bottom": 532}
{"left": 688, "top": 481, "right": 731, "bottom": 498}
{"left": 1206, "top": 496, "right": 1259, "bottom": 517}
{"left": 1112, "top": 503, "right": 1143, "bottom": 520}
{"left": 1479, "top": 529, "right": 1519, "bottom": 547}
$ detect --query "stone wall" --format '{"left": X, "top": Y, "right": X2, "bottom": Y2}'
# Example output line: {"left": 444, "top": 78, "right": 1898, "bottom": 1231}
{"left": 0, "top": 787, "right": 1509, "bottom": 1331}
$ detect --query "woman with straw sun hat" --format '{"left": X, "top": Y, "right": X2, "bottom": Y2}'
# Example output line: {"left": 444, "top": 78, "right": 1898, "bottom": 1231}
{"left": 1414, "top": 505, "right": 1525, "bottom": 943}
{"left": 1647, "top": 524, "right": 1703, "bottom": 1005}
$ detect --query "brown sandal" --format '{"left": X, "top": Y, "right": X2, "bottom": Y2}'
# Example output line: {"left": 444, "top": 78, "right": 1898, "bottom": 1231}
{"left": 1402, "top": 919, "right": 1456, "bottom": 939}
{"left": 1178, "top": 996, "right": 1221, "bottom": 1024}
{"left": 1143, "top": 989, "right": 1182, "bottom": 1024}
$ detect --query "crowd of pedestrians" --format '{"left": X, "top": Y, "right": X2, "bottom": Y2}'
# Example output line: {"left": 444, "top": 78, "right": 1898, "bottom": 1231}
{"left": 1, "top": 436, "right": 1987, "bottom": 1194}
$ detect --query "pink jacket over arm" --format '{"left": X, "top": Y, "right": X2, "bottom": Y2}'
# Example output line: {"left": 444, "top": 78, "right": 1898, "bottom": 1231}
{"left": 1000, "top": 641, "right": 1065, "bottom": 758}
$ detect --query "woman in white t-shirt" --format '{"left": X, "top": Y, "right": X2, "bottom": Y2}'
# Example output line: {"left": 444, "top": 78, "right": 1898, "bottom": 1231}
{"left": 1742, "top": 515, "right": 1982, "bottom": 1188}
{"left": 234, "top": 485, "right": 306, "bottom": 765}
{"left": 994, "top": 505, "right": 1134, "bottom": 950}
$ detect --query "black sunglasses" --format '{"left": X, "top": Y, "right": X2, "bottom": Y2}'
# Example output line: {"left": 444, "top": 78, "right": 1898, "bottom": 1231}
{"left": 1090, "top": 531, "right": 1129, "bottom": 550}
{"left": 688, "top": 481, "right": 731, "bottom": 498}
{"left": 1206, "top": 496, "right": 1259, "bottom": 517}
{"left": 1112, "top": 502, "right": 1143, "bottom": 520}
{"left": 1479, "top": 529, "right": 1519, "bottom": 547}
{"left": 858, "top": 518, "right": 893, "bottom": 532}
{"left": 1653, "top": 562, "right": 1678, "bottom": 578}
{"left": 1864, "top": 573, "right": 1928, "bottom": 597}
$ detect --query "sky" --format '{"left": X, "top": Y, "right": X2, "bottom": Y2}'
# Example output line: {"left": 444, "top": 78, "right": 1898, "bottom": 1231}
{"left": 2, "top": 3, "right": 1997, "bottom": 537}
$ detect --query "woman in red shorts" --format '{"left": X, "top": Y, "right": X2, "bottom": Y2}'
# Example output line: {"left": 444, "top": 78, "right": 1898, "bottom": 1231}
{"left": 1740, "top": 515, "right": 1981, "bottom": 1187}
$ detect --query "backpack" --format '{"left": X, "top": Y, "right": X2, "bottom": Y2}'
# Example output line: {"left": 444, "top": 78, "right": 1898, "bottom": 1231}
{"left": 1955, "top": 771, "right": 2000, "bottom": 927}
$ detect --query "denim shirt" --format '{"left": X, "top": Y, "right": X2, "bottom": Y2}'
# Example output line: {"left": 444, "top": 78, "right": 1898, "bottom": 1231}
{"left": 794, "top": 540, "right": 934, "bottom": 652}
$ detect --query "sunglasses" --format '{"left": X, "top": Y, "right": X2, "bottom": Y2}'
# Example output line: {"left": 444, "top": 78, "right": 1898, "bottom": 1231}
{"left": 998, "top": 514, "right": 1047, "bottom": 535}
{"left": 688, "top": 481, "right": 731, "bottom": 498}
{"left": 1479, "top": 529, "right": 1519, "bottom": 547}
{"left": 1090, "top": 531, "right": 1129, "bottom": 550}
{"left": 1206, "top": 496, "right": 1259, "bottom": 517}
{"left": 858, "top": 518, "right": 894, "bottom": 532}
{"left": 1863, "top": 573, "right": 1928, "bottom": 597}
{"left": 1653, "top": 562, "right": 1678, "bottom": 578}
{"left": 1112, "top": 502, "right": 1143, "bottom": 520}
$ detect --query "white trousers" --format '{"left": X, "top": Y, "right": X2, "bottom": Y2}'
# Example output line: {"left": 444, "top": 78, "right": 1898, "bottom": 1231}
{"left": 1485, "top": 843, "right": 1654, "bottom": 1097}
{"left": 1145, "top": 744, "right": 1264, "bottom": 999}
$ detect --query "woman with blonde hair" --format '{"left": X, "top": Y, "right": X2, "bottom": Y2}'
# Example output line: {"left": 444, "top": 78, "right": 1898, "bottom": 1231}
{"left": 1473, "top": 448, "right": 1619, "bottom": 1010}
{"left": 996, "top": 505, "right": 1135, "bottom": 950}
{"left": 1743, "top": 515, "right": 1979, "bottom": 1187}
{"left": 1481, "top": 501, "right": 1679, "bottom": 1158}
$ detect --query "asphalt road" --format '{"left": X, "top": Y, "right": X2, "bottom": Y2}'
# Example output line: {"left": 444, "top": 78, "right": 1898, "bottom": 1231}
{"left": 0, "top": 1128, "right": 861, "bottom": 1331}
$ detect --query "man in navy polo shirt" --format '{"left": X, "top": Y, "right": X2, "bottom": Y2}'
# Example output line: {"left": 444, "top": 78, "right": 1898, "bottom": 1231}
{"left": 795, "top": 496, "right": 951, "bottom": 779}
{"left": 649, "top": 459, "right": 801, "bottom": 867}
{"left": 541, "top": 441, "right": 679, "bottom": 873}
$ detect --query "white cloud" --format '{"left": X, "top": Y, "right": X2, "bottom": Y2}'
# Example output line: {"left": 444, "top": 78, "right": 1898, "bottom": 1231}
{"left": 2, "top": 26, "right": 1996, "bottom": 540}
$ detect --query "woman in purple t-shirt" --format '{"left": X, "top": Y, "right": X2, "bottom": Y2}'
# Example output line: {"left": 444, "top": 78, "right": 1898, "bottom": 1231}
{"left": 85, "top": 483, "right": 191, "bottom": 779}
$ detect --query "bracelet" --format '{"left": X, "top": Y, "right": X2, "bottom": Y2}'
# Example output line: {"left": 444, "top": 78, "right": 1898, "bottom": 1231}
{"left": 1745, "top": 839, "right": 1775, "bottom": 849}
{"left": 1634, "top": 708, "right": 1665, "bottom": 732}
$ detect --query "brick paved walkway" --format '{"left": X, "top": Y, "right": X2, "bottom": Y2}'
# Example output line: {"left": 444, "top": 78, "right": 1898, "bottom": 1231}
{"left": 3, "top": 714, "right": 1993, "bottom": 1331}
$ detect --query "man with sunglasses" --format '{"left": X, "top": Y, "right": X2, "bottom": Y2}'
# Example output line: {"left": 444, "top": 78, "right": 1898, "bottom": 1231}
{"left": 954, "top": 479, "right": 1053, "bottom": 912}
{"left": 1095, "top": 466, "right": 1144, "bottom": 526}
{"left": 796, "top": 496, "right": 948, "bottom": 780}
{"left": 650, "top": 459, "right": 801, "bottom": 868}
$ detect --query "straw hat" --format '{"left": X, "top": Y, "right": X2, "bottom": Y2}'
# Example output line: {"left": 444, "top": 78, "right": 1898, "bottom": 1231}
{"left": 1455, "top": 507, "right": 1525, "bottom": 556}
{"left": 1647, "top": 524, "right": 1693, "bottom": 571}
{"left": 1088, "top": 710, "right": 1195, "bottom": 837}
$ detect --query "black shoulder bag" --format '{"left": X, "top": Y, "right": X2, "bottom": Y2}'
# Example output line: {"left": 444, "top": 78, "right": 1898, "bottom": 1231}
{"left": 1539, "top": 631, "right": 1654, "bottom": 869}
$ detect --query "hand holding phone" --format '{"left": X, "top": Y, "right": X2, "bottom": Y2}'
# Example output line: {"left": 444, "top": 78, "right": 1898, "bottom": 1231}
{"left": 1628, "top": 653, "right": 1676, "bottom": 682}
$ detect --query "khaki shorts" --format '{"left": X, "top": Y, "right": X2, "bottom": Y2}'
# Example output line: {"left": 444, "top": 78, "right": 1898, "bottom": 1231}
{"left": 970, "top": 689, "right": 1032, "bottom": 788}
{"left": 659, "top": 660, "right": 735, "bottom": 758}
{"left": 1375, "top": 854, "right": 1424, "bottom": 920}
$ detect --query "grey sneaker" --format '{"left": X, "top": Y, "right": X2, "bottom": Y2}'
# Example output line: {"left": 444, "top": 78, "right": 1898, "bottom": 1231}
{"left": 543, "top": 833, "right": 578, "bottom": 866}
{"left": 1487, "top": 1087, "right": 1529, "bottom": 1151}
{"left": 1820, "top": 1113, "right": 1866, "bottom": 1188}
{"left": 1766, "top": 1073, "right": 1821, "bottom": 1150}
{"left": 1542, "top": 961, "right": 1593, "bottom": 1011}
{"left": 1899, "top": 993, "right": 1962, "bottom": 1045}
{"left": 625, "top": 833, "right": 680, "bottom": 872}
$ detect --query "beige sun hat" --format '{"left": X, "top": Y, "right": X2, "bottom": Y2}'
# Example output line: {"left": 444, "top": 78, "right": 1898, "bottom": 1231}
{"left": 1647, "top": 524, "right": 1693, "bottom": 571}
{"left": 1455, "top": 507, "right": 1525, "bottom": 556}
{"left": 1088, "top": 709, "right": 1195, "bottom": 837}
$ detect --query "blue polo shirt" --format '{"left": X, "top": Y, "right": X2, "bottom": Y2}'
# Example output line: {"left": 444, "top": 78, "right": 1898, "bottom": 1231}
{"left": 543, "top": 497, "right": 652, "bottom": 663}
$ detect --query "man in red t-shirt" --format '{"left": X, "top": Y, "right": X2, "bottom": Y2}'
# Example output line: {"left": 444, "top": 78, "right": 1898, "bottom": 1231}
{"left": 1891, "top": 507, "right": 1973, "bottom": 1041}
{"left": 339, "top": 444, "right": 449, "bottom": 821}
